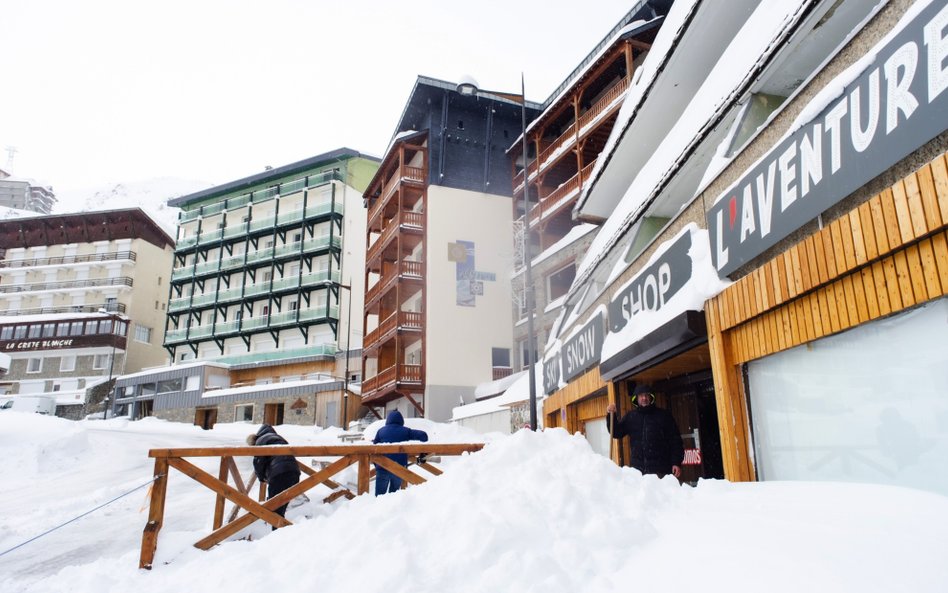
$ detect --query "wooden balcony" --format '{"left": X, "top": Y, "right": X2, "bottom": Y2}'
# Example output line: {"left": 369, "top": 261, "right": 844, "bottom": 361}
{"left": 361, "top": 363, "right": 424, "bottom": 404}
{"left": 513, "top": 75, "right": 630, "bottom": 194}
{"left": 368, "top": 166, "right": 427, "bottom": 225}
{"left": 364, "top": 259, "right": 424, "bottom": 307}
{"left": 362, "top": 310, "right": 423, "bottom": 353}
{"left": 524, "top": 158, "right": 597, "bottom": 229}
{"left": 366, "top": 210, "right": 425, "bottom": 265}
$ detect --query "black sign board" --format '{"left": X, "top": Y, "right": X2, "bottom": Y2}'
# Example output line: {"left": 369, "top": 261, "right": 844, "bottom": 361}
{"left": 542, "top": 352, "right": 561, "bottom": 395}
{"left": 708, "top": 1, "right": 948, "bottom": 276}
{"left": 561, "top": 312, "right": 605, "bottom": 383}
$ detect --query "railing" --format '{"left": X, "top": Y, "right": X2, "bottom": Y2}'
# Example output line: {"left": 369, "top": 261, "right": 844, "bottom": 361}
{"left": 0, "top": 251, "right": 137, "bottom": 269}
{"left": 364, "top": 260, "right": 424, "bottom": 305}
{"left": 165, "top": 305, "right": 339, "bottom": 342}
{"left": 526, "top": 158, "right": 597, "bottom": 228}
{"left": 366, "top": 210, "right": 424, "bottom": 264}
{"left": 0, "top": 302, "right": 126, "bottom": 316}
{"left": 577, "top": 76, "right": 629, "bottom": 133}
{"left": 492, "top": 366, "right": 514, "bottom": 381}
{"left": 369, "top": 165, "right": 427, "bottom": 224}
{"left": 138, "top": 443, "right": 484, "bottom": 569}
{"left": 363, "top": 310, "right": 423, "bottom": 349}
{"left": 0, "top": 276, "right": 133, "bottom": 293}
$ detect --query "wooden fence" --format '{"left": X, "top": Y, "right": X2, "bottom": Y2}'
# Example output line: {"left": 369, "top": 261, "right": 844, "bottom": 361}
{"left": 139, "top": 443, "right": 484, "bottom": 569}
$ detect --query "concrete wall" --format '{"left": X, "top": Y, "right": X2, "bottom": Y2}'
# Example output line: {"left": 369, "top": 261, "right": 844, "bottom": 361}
{"left": 125, "top": 237, "right": 175, "bottom": 373}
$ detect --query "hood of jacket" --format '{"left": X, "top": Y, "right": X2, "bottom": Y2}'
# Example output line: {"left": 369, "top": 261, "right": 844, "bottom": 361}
{"left": 256, "top": 424, "right": 276, "bottom": 438}
{"left": 385, "top": 410, "right": 404, "bottom": 426}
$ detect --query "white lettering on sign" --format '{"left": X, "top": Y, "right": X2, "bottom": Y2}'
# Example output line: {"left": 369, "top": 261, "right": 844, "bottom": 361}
{"left": 565, "top": 324, "right": 596, "bottom": 376}
{"left": 683, "top": 448, "right": 703, "bottom": 466}
{"left": 620, "top": 262, "right": 672, "bottom": 322}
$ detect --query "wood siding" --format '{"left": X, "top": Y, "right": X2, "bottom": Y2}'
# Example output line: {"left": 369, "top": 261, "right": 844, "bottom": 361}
{"left": 707, "top": 151, "right": 948, "bottom": 481}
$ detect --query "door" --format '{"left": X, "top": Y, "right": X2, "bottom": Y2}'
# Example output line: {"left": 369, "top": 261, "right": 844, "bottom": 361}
{"left": 325, "top": 401, "right": 338, "bottom": 428}
{"left": 194, "top": 407, "right": 218, "bottom": 430}
{"left": 264, "top": 403, "right": 284, "bottom": 426}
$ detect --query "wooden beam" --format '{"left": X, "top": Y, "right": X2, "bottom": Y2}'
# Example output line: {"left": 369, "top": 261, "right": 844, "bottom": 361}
{"left": 357, "top": 454, "right": 371, "bottom": 495}
{"left": 212, "top": 457, "right": 228, "bottom": 531}
{"left": 372, "top": 455, "right": 426, "bottom": 486}
{"left": 138, "top": 458, "right": 168, "bottom": 570}
{"left": 148, "top": 443, "right": 484, "bottom": 458}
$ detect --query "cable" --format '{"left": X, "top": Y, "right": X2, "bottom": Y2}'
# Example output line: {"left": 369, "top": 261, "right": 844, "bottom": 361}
{"left": 0, "top": 474, "right": 164, "bottom": 559}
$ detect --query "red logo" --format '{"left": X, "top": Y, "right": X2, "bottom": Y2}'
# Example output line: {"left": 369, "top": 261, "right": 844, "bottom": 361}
{"left": 728, "top": 196, "right": 737, "bottom": 230}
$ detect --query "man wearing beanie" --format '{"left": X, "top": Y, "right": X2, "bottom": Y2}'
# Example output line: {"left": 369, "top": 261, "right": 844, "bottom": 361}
{"left": 247, "top": 424, "right": 301, "bottom": 522}
{"left": 606, "top": 383, "right": 684, "bottom": 479}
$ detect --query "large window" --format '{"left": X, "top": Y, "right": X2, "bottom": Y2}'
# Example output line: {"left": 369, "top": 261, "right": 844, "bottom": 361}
{"left": 546, "top": 263, "right": 576, "bottom": 303}
{"left": 60, "top": 356, "right": 76, "bottom": 372}
{"left": 27, "top": 358, "right": 42, "bottom": 373}
{"left": 235, "top": 404, "right": 254, "bottom": 422}
{"left": 747, "top": 298, "right": 948, "bottom": 497}
{"left": 93, "top": 354, "right": 111, "bottom": 370}
{"left": 134, "top": 324, "right": 152, "bottom": 344}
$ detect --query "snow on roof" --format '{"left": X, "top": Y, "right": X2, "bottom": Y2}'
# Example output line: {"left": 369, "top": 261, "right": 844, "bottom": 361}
{"left": 575, "top": 0, "right": 810, "bottom": 284}
{"left": 116, "top": 360, "right": 230, "bottom": 382}
{"left": 474, "top": 370, "right": 526, "bottom": 400}
{"left": 530, "top": 223, "right": 598, "bottom": 268}
{"left": 0, "top": 312, "right": 114, "bottom": 324}
{"left": 452, "top": 364, "right": 544, "bottom": 422}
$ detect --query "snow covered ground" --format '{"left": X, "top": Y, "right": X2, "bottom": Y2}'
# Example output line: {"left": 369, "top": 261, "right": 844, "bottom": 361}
{"left": 2, "top": 413, "right": 947, "bottom": 593}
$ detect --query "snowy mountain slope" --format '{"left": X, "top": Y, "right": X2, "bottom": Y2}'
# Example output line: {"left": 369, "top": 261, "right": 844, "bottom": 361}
{"left": 54, "top": 178, "right": 212, "bottom": 234}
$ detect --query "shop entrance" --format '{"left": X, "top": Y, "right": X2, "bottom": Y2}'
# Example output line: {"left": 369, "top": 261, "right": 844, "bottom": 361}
{"left": 194, "top": 407, "right": 218, "bottom": 430}
{"left": 264, "top": 403, "right": 284, "bottom": 426}
{"left": 652, "top": 370, "right": 724, "bottom": 483}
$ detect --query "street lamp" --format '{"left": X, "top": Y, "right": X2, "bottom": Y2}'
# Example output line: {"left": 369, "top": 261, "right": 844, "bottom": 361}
{"left": 455, "top": 75, "right": 539, "bottom": 430}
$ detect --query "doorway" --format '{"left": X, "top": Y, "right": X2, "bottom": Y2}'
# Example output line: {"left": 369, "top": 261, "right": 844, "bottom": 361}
{"left": 194, "top": 407, "right": 218, "bottom": 430}
{"left": 264, "top": 402, "right": 285, "bottom": 426}
{"left": 652, "top": 371, "right": 724, "bottom": 483}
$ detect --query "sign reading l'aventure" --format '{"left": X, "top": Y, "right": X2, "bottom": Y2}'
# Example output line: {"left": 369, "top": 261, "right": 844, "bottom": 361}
{"left": 708, "top": 0, "right": 948, "bottom": 276}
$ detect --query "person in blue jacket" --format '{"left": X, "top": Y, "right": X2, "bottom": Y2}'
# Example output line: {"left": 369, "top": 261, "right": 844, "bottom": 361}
{"left": 372, "top": 410, "right": 428, "bottom": 496}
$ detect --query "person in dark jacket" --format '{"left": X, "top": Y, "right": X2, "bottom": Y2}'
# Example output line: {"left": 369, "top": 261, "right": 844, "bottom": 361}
{"left": 606, "top": 384, "right": 684, "bottom": 479}
{"left": 246, "top": 424, "right": 301, "bottom": 522}
{"left": 372, "top": 410, "right": 428, "bottom": 496}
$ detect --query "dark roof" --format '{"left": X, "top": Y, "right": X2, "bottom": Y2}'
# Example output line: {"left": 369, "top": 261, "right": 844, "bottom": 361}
{"left": 0, "top": 208, "right": 175, "bottom": 250}
{"left": 168, "top": 147, "right": 380, "bottom": 208}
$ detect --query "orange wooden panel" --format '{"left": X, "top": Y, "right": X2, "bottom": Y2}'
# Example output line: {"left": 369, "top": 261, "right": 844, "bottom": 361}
{"left": 808, "top": 292, "right": 824, "bottom": 338}
{"left": 872, "top": 261, "right": 893, "bottom": 317}
{"left": 780, "top": 307, "right": 794, "bottom": 350}
{"left": 903, "top": 244, "right": 931, "bottom": 302}
{"left": 858, "top": 201, "right": 879, "bottom": 261}
{"left": 849, "top": 273, "right": 869, "bottom": 325}
{"left": 902, "top": 172, "right": 930, "bottom": 239}
{"left": 791, "top": 246, "right": 806, "bottom": 297}
{"left": 786, "top": 296, "right": 800, "bottom": 346}
{"left": 880, "top": 187, "right": 905, "bottom": 252}
{"left": 869, "top": 195, "right": 891, "bottom": 255}
{"left": 748, "top": 271, "right": 762, "bottom": 318}
{"left": 841, "top": 275, "right": 859, "bottom": 327}
{"left": 735, "top": 278, "right": 747, "bottom": 325}
{"left": 891, "top": 179, "right": 916, "bottom": 244}
{"left": 813, "top": 231, "right": 830, "bottom": 285}
{"left": 839, "top": 214, "right": 857, "bottom": 272}
{"left": 770, "top": 310, "right": 783, "bottom": 353}
{"left": 797, "top": 297, "right": 814, "bottom": 343}
{"left": 860, "top": 267, "right": 880, "bottom": 319}
{"left": 804, "top": 235, "right": 820, "bottom": 291}
{"left": 762, "top": 261, "right": 774, "bottom": 310}
{"left": 830, "top": 220, "right": 848, "bottom": 277}
{"left": 817, "top": 287, "right": 835, "bottom": 336}
{"left": 914, "top": 164, "right": 943, "bottom": 231}
{"left": 797, "top": 241, "right": 813, "bottom": 293}
{"left": 833, "top": 281, "right": 850, "bottom": 330}
{"left": 932, "top": 232, "right": 948, "bottom": 293}
{"left": 931, "top": 153, "right": 948, "bottom": 223}
{"left": 892, "top": 250, "right": 917, "bottom": 309}
{"left": 882, "top": 254, "right": 904, "bottom": 311}
{"left": 742, "top": 275, "right": 754, "bottom": 321}
{"left": 848, "top": 209, "right": 868, "bottom": 266}
{"left": 769, "top": 259, "right": 784, "bottom": 305}
{"left": 778, "top": 251, "right": 792, "bottom": 303}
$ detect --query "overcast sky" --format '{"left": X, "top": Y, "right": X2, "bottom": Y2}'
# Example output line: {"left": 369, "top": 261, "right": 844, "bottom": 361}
{"left": 1, "top": 0, "right": 636, "bottom": 201}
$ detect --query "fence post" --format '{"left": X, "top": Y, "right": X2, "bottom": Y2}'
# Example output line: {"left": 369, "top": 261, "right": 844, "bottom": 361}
{"left": 213, "top": 457, "right": 228, "bottom": 530}
{"left": 357, "top": 454, "right": 371, "bottom": 495}
{"left": 139, "top": 457, "right": 169, "bottom": 570}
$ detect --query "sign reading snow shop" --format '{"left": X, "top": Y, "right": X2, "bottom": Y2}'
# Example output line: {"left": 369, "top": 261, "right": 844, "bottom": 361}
{"left": 543, "top": 313, "right": 605, "bottom": 394}
{"left": 608, "top": 230, "right": 692, "bottom": 333}
{"left": 708, "top": 1, "right": 948, "bottom": 276}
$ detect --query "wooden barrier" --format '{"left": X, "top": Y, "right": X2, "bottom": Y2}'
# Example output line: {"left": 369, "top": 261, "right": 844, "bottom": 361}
{"left": 139, "top": 443, "right": 483, "bottom": 569}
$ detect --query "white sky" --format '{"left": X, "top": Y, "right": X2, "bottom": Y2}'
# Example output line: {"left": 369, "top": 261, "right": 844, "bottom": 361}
{"left": 0, "top": 0, "right": 637, "bottom": 198}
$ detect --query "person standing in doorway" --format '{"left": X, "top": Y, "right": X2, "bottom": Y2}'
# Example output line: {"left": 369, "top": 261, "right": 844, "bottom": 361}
{"left": 372, "top": 410, "right": 428, "bottom": 496}
{"left": 247, "top": 424, "right": 301, "bottom": 524}
{"left": 606, "top": 383, "right": 684, "bottom": 479}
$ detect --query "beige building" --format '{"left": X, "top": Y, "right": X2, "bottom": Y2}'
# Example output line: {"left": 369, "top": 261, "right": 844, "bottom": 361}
{"left": 0, "top": 208, "right": 175, "bottom": 418}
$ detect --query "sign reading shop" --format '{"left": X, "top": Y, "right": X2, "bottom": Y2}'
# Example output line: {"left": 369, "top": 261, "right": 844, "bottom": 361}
{"left": 708, "top": 1, "right": 948, "bottom": 276}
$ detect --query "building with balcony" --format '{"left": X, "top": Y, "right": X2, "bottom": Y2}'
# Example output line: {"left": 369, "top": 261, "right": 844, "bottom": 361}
{"left": 144, "top": 148, "right": 379, "bottom": 427}
{"left": 0, "top": 208, "right": 175, "bottom": 417}
{"left": 506, "top": 1, "right": 671, "bottom": 374}
{"left": 360, "top": 77, "right": 542, "bottom": 421}
{"left": 0, "top": 175, "right": 57, "bottom": 214}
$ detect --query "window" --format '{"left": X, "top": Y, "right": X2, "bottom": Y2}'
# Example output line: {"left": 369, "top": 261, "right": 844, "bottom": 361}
{"left": 0, "top": 327, "right": 12, "bottom": 340}
{"left": 60, "top": 355, "right": 76, "bottom": 372}
{"left": 134, "top": 324, "right": 153, "bottom": 344}
{"left": 86, "top": 321, "right": 99, "bottom": 334}
{"left": 105, "top": 297, "right": 118, "bottom": 310}
{"left": 98, "top": 320, "right": 113, "bottom": 334}
{"left": 14, "top": 326, "right": 26, "bottom": 339}
{"left": 70, "top": 322, "right": 83, "bottom": 336}
{"left": 547, "top": 263, "right": 576, "bottom": 302}
{"left": 27, "top": 358, "right": 42, "bottom": 373}
{"left": 93, "top": 354, "right": 111, "bottom": 370}
{"left": 235, "top": 404, "right": 254, "bottom": 422}
{"left": 42, "top": 324, "right": 55, "bottom": 338}
{"left": 492, "top": 348, "right": 511, "bottom": 368}
{"left": 28, "top": 325, "right": 41, "bottom": 338}
{"left": 293, "top": 233, "right": 302, "bottom": 243}
{"left": 157, "top": 378, "right": 183, "bottom": 393}
{"left": 57, "top": 323, "right": 69, "bottom": 337}
{"left": 289, "top": 300, "right": 299, "bottom": 311}
{"left": 518, "top": 337, "right": 538, "bottom": 371}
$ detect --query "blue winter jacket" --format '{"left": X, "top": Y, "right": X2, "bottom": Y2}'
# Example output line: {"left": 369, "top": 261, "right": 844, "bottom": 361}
{"left": 372, "top": 410, "right": 428, "bottom": 467}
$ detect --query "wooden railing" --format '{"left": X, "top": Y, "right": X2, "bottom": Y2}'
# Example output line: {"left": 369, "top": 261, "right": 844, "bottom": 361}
{"left": 366, "top": 211, "right": 426, "bottom": 264}
{"left": 577, "top": 76, "right": 630, "bottom": 132}
{"left": 363, "top": 310, "right": 423, "bottom": 351}
{"left": 139, "top": 443, "right": 484, "bottom": 569}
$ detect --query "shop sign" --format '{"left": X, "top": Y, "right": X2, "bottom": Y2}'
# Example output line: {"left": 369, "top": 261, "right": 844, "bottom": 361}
{"left": 561, "top": 312, "right": 604, "bottom": 383}
{"left": 608, "top": 230, "right": 692, "bottom": 333}
{"left": 708, "top": 1, "right": 948, "bottom": 276}
{"left": 3, "top": 338, "right": 76, "bottom": 351}
{"left": 542, "top": 353, "right": 561, "bottom": 395}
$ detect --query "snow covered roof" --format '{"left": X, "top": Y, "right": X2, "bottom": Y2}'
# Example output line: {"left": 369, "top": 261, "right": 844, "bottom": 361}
{"left": 574, "top": 0, "right": 813, "bottom": 287}
{"left": 200, "top": 378, "right": 338, "bottom": 399}
{"left": 0, "top": 312, "right": 115, "bottom": 325}
{"left": 474, "top": 370, "right": 526, "bottom": 400}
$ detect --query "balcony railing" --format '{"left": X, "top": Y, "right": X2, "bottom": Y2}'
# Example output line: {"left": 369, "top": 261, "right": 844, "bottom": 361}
{"left": 171, "top": 236, "right": 341, "bottom": 281}
{"left": 525, "top": 158, "right": 597, "bottom": 228}
{"left": 364, "top": 260, "right": 424, "bottom": 305}
{"left": 362, "top": 363, "right": 424, "bottom": 399}
{"left": 0, "top": 303, "right": 127, "bottom": 317}
{"left": 366, "top": 210, "right": 424, "bottom": 264}
{"left": 363, "top": 310, "right": 423, "bottom": 348}
{"left": 0, "top": 251, "right": 137, "bottom": 269}
{"left": 164, "top": 306, "right": 339, "bottom": 343}
{"left": 168, "top": 270, "right": 342, "bottom": 312}
{"left": 369, "top": 165, "right": 426, "bottom": 224}
{"left": 513, "top": 75, "right": 630, "bottom": 193}
{"left": 0, "top": 276, "right": 133, "bottom": 294}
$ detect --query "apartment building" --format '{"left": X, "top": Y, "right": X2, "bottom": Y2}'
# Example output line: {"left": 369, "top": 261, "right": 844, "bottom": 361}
{"left": 0, "top": 208, "right": 175, "bottom": 418}
{"left": 113, "top": 149, "right": 379, "bottom": 427}
{"left": 0, "top": 176, "right": 57, "bottom": 214}
{"left": 360, "top": 76, "right": 542, "bottom": 422}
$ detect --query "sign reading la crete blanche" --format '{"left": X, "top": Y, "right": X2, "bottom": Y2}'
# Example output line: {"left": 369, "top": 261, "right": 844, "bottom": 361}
{"left": 607, "top": 230, "right": 692, "bottom": 333}
{"left": 708, "top": 1, "right": 948, "bottom": 276}
{"left": 561, "top": 312, "right": 604, "bottom": 383}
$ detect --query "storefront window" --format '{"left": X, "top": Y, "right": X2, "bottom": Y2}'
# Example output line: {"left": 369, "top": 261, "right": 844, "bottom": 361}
{"left": 747, "top": 297, "right": 948, "bottom": 497}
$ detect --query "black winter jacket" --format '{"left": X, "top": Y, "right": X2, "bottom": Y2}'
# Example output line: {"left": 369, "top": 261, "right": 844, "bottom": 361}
{"left": 373, "top": 410, "right": 428, "bottom": 468}
{"left": 252, "top": 425, "right": 301, "bottom": 483}
{"left": 608, "top": 405, "right": 684, "bottom": 476}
